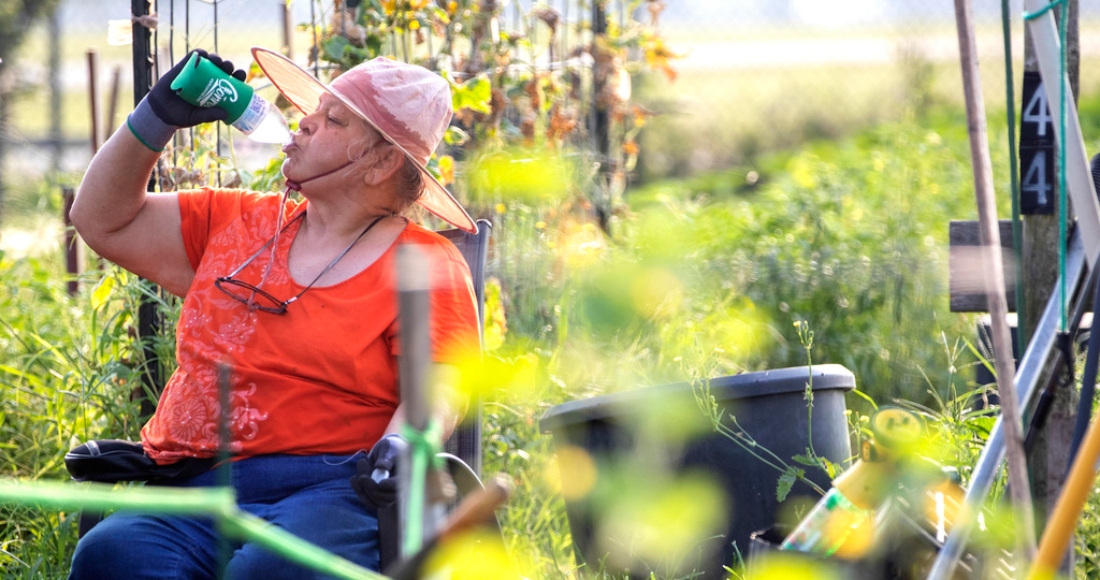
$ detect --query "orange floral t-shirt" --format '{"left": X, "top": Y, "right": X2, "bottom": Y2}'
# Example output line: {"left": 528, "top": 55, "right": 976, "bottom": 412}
{"left": 141, "top": 188, "right": 479, "bottom": 465}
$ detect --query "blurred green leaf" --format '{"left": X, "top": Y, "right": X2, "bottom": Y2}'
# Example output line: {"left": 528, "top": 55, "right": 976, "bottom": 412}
{"left": 90, "top": 275, "right": 115, "bottom": 312}
{"left": 467, "top": 149, "right": 573, "bottom": 204}
{"left": 776, "top": 469, "right": 798, "bottom": 502}
{"left": 448, "top": 73, "right": 492, "bottom": 115}
{"left": 322, "top": 36, "right": 350, "bottom": 61}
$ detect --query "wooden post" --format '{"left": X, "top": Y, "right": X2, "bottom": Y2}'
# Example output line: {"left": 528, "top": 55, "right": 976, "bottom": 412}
{"left": 86, "top": 50, "right": 99, "bottom": 155}
{"left": 591, "top": 0, "right": 611, "bottom": 234}
{"left": 1022, "top": 1, "right": 1079, "bottom": 569}
{"left": 48, "top": 10, "right": 62, "bottom": 173}
{"left": 395, "top": 244, "right": 445, "bottom": 556}
{"left": 62, "top": 188, "right": 82, "bottom": 296}
{"left": 953, "top": 0, "right": 1037, "bottom": 558}
{"left": 282, "top": 0, "right": 294, "bottom": 58}
{"left": 105, "top": 65, "right": 122, "bottom": 137}
{"left": 949, "top": 219, "right": 1017, "bottom": 312}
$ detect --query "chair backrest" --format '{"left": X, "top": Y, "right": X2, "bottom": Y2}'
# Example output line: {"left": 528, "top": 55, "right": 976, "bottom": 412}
{"left": 435, "top": 219, "right": 492, "bottom": 477}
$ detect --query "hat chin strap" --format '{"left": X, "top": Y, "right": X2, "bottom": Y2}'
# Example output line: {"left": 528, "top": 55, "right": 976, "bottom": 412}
{"left": 284, "top": 157, "right": 360, "bottom": 192}
{"left": 255, "top": 156, "right": 364, "bottom": 293}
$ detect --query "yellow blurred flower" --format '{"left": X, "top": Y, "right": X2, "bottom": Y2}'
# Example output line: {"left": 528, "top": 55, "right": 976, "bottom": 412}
{"left": 558, "top": 224, "right": 607, "bottom": 270}
{"left": 549, "top": 445, "right": 597, "bottom": 500}
{"left": 454, "top": 353, "right": 537, "bottom": 402}
{"left": 480, "top": 278, "right": 506, "bottom": 352}
{"left": 790, "top": 155, "right": 820, "bottom": 190}
{"left": 437, "top": 155, "right": 455, "bottom": 186}
{"left": 642, "top": 35, "right": 681, "bottom": 81}
{"left": 747, "top": 552, "right": 843, "bottom": 579}
{"left": 422, "top": 528, "right": 521, "bottom": 579}
{"left": 469, "top": 149, "right": 573, "bottom": 205}
{"left": 630, "top": 267, "right": 682, "bottom": 320}
{"left": 599, "top": 474, "right": 727, "bottom": 571}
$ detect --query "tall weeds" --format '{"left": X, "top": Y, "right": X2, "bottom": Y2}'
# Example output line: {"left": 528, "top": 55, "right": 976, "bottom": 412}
{"left": 6, "top": 100, "right": 1100, "bottom": 577}
{"left": 0, "top": 253, "right": 178, "bottom": 577}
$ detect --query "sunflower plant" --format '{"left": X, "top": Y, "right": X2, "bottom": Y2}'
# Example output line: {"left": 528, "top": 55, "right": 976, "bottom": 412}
{"left": 306, "top": 0, "right": 677, "bottom": 232}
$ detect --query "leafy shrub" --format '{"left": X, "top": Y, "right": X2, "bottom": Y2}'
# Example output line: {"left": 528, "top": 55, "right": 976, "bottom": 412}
{"left": 601, "top": 110, "right": 984, "bottom": 406}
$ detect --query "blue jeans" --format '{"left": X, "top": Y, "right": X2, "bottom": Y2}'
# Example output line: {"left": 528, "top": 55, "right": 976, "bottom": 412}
{"left": 69, "top": 453, "right": 379, "bottom": 579}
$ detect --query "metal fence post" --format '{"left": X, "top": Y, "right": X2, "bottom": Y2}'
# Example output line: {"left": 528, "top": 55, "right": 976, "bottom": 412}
{"left": 132, "top": 0, "right": 163, "bottom": 413}
{"left": 591, "top": 0, "right": 611, "bottom": 234}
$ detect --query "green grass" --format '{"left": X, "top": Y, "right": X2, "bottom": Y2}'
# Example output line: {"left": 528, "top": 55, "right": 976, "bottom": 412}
{"left": 7, "top": 89, "right": 1100, "bottom": 578}
{"left": 10, "top": 5, "right": 1100, "bottom": 578}
{"left": 634, "top": 14, "right": 1100, "bottom": 181}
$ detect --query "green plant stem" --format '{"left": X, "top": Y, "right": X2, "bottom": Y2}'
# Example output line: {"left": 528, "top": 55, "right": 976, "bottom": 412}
{"left": 714, "top": 417, "right": 827, "bottom": 497}
{"left": 694, "top": 379, "right": 827, "bottom": 496}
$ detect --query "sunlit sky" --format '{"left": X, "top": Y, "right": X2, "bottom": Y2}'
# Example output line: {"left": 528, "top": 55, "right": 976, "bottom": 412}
{"left": 58, "top": 0, "right": 1100, "bottom": 31}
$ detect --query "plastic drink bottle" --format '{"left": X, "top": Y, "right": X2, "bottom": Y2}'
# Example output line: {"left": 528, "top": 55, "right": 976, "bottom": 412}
{"left": 779, "top": 487, "right": 873, "bottom": 556}
{"left": 169, "top": 52, "right": 292, "bottom": 145}
{"left": 779, "top": 452, "right": 887, "bottom": 558}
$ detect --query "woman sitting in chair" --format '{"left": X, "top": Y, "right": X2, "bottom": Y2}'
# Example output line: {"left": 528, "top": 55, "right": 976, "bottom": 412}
{"left": 67, "top": 47, "right": 480, "bottom": 579}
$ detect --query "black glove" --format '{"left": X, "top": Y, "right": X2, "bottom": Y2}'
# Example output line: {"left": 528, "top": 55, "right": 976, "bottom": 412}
{"left": 127, "top": 49, "right": 246, "bottom": 151}
{"left": 351, "top": 434, "right": 407, "bottom": 509}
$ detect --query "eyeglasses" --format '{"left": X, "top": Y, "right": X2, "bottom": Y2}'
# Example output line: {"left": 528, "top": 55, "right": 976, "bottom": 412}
{"left": 214, "top": 213, "right": 305, "bottom": 315}
{"left": 214, "top": 277, "right": 301, "bottom": 315}
{"left": 214, "top": 212, "right": 385, "bottom": 315}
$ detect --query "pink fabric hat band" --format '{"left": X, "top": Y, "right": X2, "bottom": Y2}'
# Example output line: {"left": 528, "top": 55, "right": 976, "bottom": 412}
{"left": 251, "top": 47, "right": 476, "bottom": 233}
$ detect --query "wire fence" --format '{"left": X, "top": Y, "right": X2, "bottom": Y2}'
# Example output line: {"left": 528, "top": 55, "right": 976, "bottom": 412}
{"left": 6, "top": 0, "right": 632, "bottom": 185}
{"left": 6, "top": 0, "right": 1100, "bottom": 191}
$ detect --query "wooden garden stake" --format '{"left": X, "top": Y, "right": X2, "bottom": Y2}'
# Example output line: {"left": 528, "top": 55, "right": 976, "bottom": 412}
{"left": 952, "top": 0, "right": 1037, "bottom": 559}
{"left": 86, "top": 49, "right": 99, "bottom": 155}
{"left": 1020, "top": 2, "right": 1078, "bottom": 572}
{"left": 396, "top": 244, "right": 448, "bottom": 558}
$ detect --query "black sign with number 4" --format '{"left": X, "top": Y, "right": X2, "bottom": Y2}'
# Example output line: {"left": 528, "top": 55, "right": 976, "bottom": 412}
{"left": 1019, "top": 71, "right": 1055, "bottom": 214}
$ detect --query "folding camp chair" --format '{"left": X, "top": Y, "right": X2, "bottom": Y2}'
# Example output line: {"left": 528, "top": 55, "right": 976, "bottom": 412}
{"left": 375, "top": 219, "right": 496, "bottom": 570}
{"left": 435, "top": 219, "right": 492, "bottom": 477}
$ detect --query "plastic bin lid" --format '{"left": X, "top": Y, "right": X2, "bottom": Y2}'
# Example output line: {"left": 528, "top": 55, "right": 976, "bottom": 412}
{"left": 539, "top": 364, "right": 855, "bottom": 434}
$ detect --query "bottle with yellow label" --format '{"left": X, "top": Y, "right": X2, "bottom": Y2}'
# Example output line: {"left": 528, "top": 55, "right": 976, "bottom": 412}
{"left": 779, "top": 487, "right": 875, "bottom": 557}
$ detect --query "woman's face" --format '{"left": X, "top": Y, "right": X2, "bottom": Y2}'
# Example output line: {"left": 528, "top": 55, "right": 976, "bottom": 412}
{"left": 280, "top": 94, "right": 387, "bottom": 189}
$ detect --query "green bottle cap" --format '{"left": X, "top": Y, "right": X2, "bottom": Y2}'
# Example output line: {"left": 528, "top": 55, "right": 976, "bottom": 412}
{"left": 169, "top": 52, "right": 253, "bottom": 125}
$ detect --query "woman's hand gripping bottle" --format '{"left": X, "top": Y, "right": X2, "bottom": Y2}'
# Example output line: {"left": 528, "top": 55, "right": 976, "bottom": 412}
{"left": 169, "top": 52, "right": 291, "bottom": 144}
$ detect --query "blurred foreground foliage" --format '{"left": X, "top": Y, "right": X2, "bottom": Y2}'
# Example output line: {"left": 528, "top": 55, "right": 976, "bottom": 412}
{"left": 490, "top": 106, "right": 984, "bottom": 404}
{"left": 4, "top": 2, "right": 1075, "bottom": 579}
{"left": 8, "top": 76, "right": 1100, "bottom": 576}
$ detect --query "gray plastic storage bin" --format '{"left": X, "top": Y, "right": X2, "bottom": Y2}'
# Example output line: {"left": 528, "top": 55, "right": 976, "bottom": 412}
{"left": 540, "top": 364, "right": 855, "bottom": 579}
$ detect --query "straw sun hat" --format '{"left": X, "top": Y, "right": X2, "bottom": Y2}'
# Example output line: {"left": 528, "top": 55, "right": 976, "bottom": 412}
{"left": 251, "top": 47, "right": 476, "bottom": 233}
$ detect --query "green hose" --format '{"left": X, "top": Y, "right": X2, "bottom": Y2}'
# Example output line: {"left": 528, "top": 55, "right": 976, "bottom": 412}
{"left": 1003, "top": 0, "right": 1027, "bottom": 352}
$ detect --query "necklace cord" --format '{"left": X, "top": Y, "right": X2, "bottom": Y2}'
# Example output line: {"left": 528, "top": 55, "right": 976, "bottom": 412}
{"left": 285, "top": 214, "right": 387, "bottom": 306}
